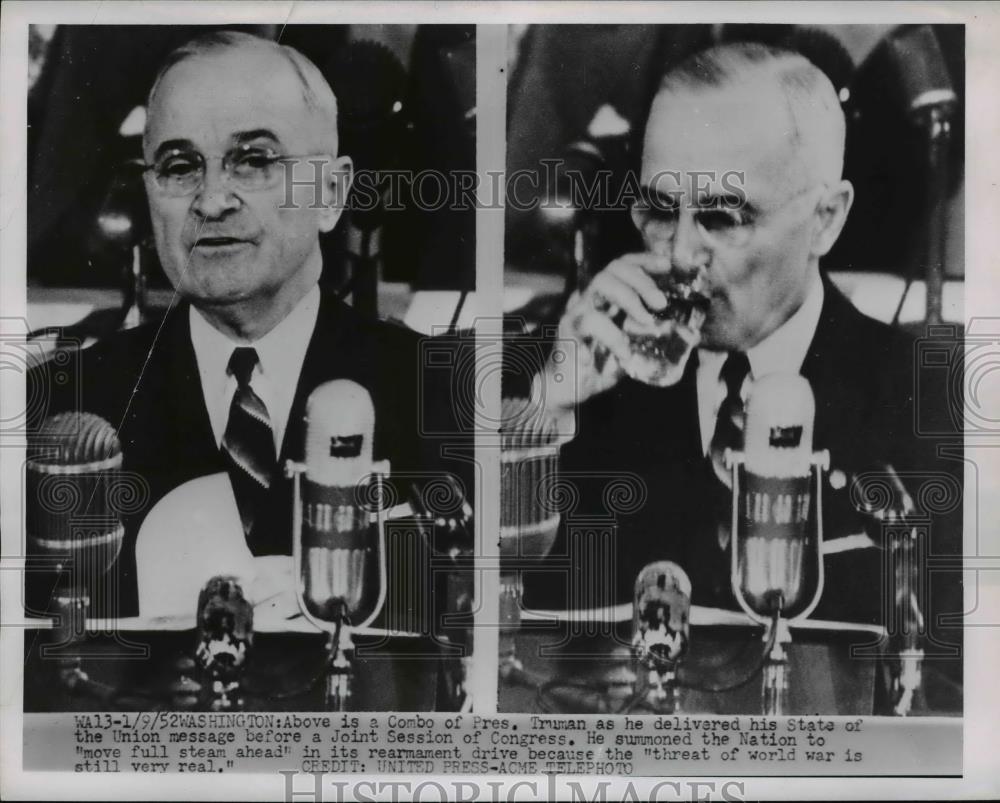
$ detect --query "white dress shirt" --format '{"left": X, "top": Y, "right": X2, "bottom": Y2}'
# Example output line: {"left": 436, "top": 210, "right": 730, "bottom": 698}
{"left": 695, "top": 273, "right": 825, "bottom": 455}
{"left": 189, "top": 284, "right": 321, "bottom": 453}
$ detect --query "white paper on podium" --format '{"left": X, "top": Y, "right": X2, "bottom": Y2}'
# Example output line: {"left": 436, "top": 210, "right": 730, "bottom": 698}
{"left": 134, "top": 473, "right": 297, "bottom": 620}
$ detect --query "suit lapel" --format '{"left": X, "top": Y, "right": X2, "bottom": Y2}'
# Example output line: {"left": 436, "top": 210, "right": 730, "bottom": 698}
{"left": 118, "top": 302, "right": 219, "bottom": 481}
{"left": 800, "top": 274, "right": 858, "bottom": 452}
{"left": 801, "top": 274, "right": 842, "bottom": 388}
{"left": 164, "top": 304, "right": 224, "bottom": 474}
{"left": 278, "top": 288, "right": 355, "bottom": 465}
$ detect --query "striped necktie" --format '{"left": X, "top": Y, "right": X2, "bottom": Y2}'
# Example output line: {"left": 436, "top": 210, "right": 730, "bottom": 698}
{"left": 221, "top": 347, "right": 277, "bottom": 546}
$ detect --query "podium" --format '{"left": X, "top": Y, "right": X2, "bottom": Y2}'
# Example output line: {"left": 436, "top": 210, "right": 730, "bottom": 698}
{"left": 22, "top": 618, "right": 443, "bottom": 713}
{"left": 499, "top": 606, "right": 950, "bottom": 715}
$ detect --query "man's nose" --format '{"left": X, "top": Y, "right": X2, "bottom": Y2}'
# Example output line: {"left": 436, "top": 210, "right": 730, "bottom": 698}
{"left": 670, "top": 208, "right": 711, "bottom": 272}
{"left": 190, "top": 162, "right": 241, "bottom": 219}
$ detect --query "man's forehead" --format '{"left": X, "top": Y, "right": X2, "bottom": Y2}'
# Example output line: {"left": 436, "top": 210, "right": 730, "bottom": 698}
{"left": 641, "top": 84, "right": 798, "bottom": 198}
{"left": 145, "top": 49, "right": 331, "bottom": 152}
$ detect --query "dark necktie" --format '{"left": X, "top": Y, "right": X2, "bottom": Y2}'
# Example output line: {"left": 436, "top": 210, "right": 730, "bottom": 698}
{"left": 221, "top": 347, "right": 277, "bottom": 547}
{"left": 708, "top": 351, "right": 751, "bottom": 548}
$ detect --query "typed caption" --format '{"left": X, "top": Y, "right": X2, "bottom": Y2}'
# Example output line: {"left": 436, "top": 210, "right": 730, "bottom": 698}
{"left": 23, "top": 713, "right": 960, "bottom": 776}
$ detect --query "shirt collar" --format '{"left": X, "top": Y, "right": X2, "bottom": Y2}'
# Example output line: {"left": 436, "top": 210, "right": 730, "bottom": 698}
{"left": 189, "top": 285, "right": 321, "bottom": 382}
{"left": 189, "top": 284, "right": 321, "bottom": 447}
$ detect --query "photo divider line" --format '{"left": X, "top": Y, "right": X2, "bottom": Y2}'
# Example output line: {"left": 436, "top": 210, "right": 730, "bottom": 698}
{"left": 470, "top": 23, "right": 508, "bottom": 715}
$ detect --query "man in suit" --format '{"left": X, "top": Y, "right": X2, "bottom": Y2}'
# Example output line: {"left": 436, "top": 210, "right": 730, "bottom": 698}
{"left": 28, "top": 31, "right": 468, "bottom": 623}
{"left": 526, "top": 41, "right": 962, "bottom": 659}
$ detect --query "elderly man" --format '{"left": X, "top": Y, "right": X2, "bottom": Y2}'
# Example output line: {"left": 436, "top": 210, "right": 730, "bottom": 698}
{"left": 527, "top": 42, "right": 962, "bottom": 644}
{"left": 28, "top": 31, "right": 465, "bottom": 621}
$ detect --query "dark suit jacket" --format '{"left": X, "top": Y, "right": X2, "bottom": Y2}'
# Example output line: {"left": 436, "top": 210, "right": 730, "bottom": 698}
{"left": 524, "top": 275, "right": 962, "bottom": 646}
{"left": 27, "top": 287, "right": 471, "bottom": 620}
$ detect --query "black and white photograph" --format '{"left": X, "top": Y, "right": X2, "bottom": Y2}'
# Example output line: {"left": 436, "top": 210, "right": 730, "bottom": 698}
{"left": 501, "top": 23, "right": 965, "bottom": 718}
{"left": 18, "top": 22, "right": 478, "bottom": 714}
{"left": 2, "top": 3, "right": 999, "bottom": 802}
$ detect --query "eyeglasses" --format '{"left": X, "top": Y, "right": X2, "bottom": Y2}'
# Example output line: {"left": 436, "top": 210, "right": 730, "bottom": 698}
{"left": 630, "top": 183, "right": 825, "bottom": 250}
{"left": 139, "top": 144, "right": 327, "bottom": 198}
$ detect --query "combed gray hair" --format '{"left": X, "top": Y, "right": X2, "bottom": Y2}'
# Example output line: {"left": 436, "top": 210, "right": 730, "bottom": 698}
{"left": 654, "top": 41, "right": 846, "bottom": 185}
{"left": 143, "top": 30, "right": 339, "bottom": 152}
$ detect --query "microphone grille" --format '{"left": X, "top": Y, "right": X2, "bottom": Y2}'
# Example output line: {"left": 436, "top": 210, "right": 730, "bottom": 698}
{"left": 500, "top": 397, "right": 560, "bottom": 451}
{"left": 634, "top": 560, "right": 692, "bottom": 601}
{"left": 500, "top": 397, "right": 561, "bottom": 540}
{"left": 28, "top": 412, "right": 122, "bottom": 469}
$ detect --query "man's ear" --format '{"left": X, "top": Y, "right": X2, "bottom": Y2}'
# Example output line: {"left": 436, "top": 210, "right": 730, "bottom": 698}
{"left": 318, "top": 155, "right": 353, "bottom": 233}
{"left": 811, "top": 179, "right": 854, "bottom": 258}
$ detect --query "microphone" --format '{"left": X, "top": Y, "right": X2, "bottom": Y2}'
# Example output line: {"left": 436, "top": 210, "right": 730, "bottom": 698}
{"left": 93, "top": 169, "right": 149, "bottom": 331}
{"left": 631, "top": 561, "right": 691, "bottom": 692}
{"left": 732, "top": 373, "right": 821, "bottom": 620}
{"left": 500, "top": 397, "right": 562, "bottom": 562}
{"left": 882, "top": 25, "right": 957, "bottom": 326}
{"left": 500, "top": 398, "right": 562, "bottom": 625}
{"left": 288, "top": 379, "right": 391, "bottom": 710}
{"left": 499, "top": 397, "right": 563, "bottom": 694}
{"left": 324, "top": 39, "right": 408, "bottom": 234}
{"left": 883, "top": 25, "right": 957, "bottom": 119}
{"left": 848, "top": 463, "right": 925, "bottom": 715}
{"left": 726, "top": 375, "right": 829, "bottom": 715}
{"left": 323, "top": 40, "right": 408, "bottom": 318}
{"left": 194, "top": 575, "right": 253, "bottom": 711}
{"left": 26, "top": 411, "right": 125, "bottom": 621}
{"left": 298, "top": 379, "right": 379, "bottom": 627}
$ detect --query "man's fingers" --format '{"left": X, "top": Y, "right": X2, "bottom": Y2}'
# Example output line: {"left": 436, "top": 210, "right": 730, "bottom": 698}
{"left": 673, "top": 320, "right": 702, "bottom": 347}
{"left": 617, "top": 251, "right": 672, "bottom": 272}
{"left": 588, "top": 271, "right": 657, "bottom": 327}
{"left": 578, "top": 308, "right": 632, "bottom": 365}
{"left": 605, "top": 257, "right": 670, "bottom": 313}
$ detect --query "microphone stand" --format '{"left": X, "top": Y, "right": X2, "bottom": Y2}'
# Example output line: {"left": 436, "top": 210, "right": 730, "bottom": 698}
{"left": 632, "top": 650, "right": 682, "bottom": 714}
{"left": 851, "top": 466, "right": 926, "bottom": 715}
{"left": 760, "top": 613, "right": 791, "bottom": 717}
{"left": 725, "top": 448, "right": 830, "bottom": 716}
{"left": 498, "top": 556, "right": 537, "bottom": 698}
{"left": 120, "top": 244, "right": 148, "bottom": 330}
{"left": 540, "top": 139, "right": 604, "bottom": 301}
{"left": 888, "top": 516, "right": 925, "bottom": 716}
{"left": 286, "top": 459, "right": 391, "bottom": 711}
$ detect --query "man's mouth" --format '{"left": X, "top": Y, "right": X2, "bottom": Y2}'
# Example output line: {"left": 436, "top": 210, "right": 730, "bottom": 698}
{"left": 193, "top": 236, "right": 250, "bottom": 248}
